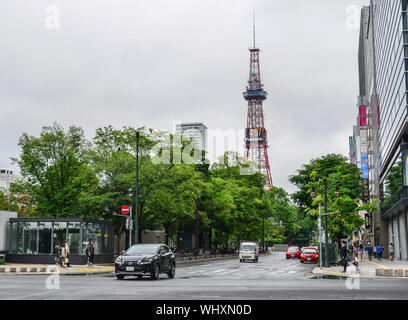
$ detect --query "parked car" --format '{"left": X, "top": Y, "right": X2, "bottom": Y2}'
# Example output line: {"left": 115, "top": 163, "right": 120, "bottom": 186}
{"left": 300, "top": 247, "right": 319, "bottom": 263}
{"left": 239, "top": 241, "right": 259, "bottom": 263}
{"left": 286, "top": 246, "right": 301, "bottom": 259}
{"left": 115, "top": 244, "right": 175, "bottom": 280}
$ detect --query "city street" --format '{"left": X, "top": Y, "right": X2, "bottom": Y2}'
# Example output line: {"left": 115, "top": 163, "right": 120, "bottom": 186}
{"left": 1, "top": 252, "right": 407, "bottom": 300}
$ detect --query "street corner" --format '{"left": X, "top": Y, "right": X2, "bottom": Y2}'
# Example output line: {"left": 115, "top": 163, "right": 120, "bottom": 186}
{"left": 312, "top": 267, "right": 354, "bottom": 278}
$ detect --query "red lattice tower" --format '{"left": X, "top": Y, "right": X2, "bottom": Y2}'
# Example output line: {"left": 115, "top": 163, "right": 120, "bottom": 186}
{"left": 243, "top": 22, "right": 273, "bottom": 189}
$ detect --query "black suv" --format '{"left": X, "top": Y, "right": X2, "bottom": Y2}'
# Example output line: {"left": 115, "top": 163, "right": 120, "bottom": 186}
{"left": 115, "top": 244, "right": 175, "bottom": 280}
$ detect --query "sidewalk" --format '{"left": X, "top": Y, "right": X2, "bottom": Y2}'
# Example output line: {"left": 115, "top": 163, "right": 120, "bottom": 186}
{"left": 0, "top": 264, "right": 115, "bottom": 275}
{"left": 312, "top": 258, "right": 408, "bottom": 279}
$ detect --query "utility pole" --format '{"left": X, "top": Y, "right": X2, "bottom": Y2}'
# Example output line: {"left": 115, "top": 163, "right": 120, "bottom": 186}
{"left": 135, "top": 132, "right": 140, "bottom": 244}
{"left": 129, "top": 206, "right": 132, "bottom": 248}
{"left": 318, "top": 204, "right": 322, "bottom": 269}
{"left": 324, "top": 179, "right": 329, "bottom": 268}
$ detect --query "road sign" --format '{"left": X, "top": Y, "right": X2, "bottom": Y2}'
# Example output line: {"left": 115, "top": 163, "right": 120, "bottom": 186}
{"left": 126, "top": 218, "right": 133, "bottom": 230}
{"left": 121, "top": 205, "right": 130, "bottom": 215}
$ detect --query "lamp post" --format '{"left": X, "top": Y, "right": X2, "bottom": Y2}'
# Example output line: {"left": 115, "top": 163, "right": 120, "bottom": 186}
{"left": 117, "top": 132, "right": 140, "bottom": 245}
{"left": 135, "top": 132, "right": 139, "bottom": 245}
{"left": 311, "top": 179, "right": 340, "bottom": 268}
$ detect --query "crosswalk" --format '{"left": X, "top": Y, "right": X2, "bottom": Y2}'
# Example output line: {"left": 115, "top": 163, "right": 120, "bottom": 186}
{"left": 177, "top": 258, "right": 307, "bottom": 279}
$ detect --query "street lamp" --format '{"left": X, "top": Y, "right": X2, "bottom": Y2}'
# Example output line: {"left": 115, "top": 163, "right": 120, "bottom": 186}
{"left": 117, "top": 131, "right": 140, "bottom": 245}
{"left": 311, "top": 179, "right": 340, "bottom": 268}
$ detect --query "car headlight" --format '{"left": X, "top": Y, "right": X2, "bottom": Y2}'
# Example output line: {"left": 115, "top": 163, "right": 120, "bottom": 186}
{"left": 115, "top": 257, "right": 124, "bottom": 265}
{"left": 139, "top": 260, "right": 152, "bottom": 264}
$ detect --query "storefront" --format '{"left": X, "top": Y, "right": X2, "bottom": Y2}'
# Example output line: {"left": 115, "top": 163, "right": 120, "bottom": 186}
{"left": 5, "top": 218, "right": 114, "bottom": 264}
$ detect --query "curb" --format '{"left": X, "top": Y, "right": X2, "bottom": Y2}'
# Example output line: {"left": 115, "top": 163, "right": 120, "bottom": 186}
{"left": 312, "top": 267, "right": 408, "bottom": 279}
{"left": 176, "top": 255, "right": 239, "bottom": 264}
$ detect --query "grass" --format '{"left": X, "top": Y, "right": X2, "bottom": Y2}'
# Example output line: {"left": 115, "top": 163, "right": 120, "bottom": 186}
{"left": 0, "top": 259, "right": 5, "bottom": 265}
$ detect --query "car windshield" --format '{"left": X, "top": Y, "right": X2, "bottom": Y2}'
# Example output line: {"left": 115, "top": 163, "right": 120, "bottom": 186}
{"left": 303, "top": 249, "right": 317, "bottom": 253}
{"left": 241, "top": 245, "right": 255, "bottom": 250}
{"left": 125, "top": 245, "right": 159, "bottom": 255}
{"left": 288, "top": 247, "right": 298, "bottom": 251}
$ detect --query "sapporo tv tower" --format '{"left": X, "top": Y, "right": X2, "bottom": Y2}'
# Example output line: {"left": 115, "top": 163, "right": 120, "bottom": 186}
{"left": 243, "top": 12, "right": 273, "bottom": 189}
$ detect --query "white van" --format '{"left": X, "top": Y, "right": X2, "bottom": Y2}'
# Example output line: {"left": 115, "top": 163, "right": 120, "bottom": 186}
{"left": 239, "top": 241, "right": 259, "bottom": 263}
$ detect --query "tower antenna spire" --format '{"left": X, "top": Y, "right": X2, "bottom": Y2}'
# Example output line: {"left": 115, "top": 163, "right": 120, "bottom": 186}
{"left": 253, "top": 10, "right": 256, "bottom": 48}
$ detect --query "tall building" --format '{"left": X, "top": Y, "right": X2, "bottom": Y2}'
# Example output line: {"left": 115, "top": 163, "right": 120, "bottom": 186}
{"left": 243, "top": 14, "right": 273, "bottom": 189}
{"left": 354, "top": 1, "right": 408, "bottom": 260}
{"left": 175, "top": 122, "right": 208, "bottom": 155}
{"left": 0, "top": 168, "right": 17, "bottom": 195}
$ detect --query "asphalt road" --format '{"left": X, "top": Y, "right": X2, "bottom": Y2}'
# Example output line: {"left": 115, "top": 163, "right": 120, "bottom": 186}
{"left": 1, "top": 252, "right": 408, "bottom": 300}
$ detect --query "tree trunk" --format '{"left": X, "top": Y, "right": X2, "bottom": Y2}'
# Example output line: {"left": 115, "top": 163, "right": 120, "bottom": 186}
{"left": 194, "top": 198, "right": 199, "bottom": 254}
{"left": 164, "top": 223, "right": 169, "bottom": 246}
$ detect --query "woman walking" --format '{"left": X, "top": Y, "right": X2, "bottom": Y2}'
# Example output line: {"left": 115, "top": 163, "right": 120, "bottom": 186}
{"left": 86, "top": 241, "right": 95, "bottom": 267}
{"left": 388, "top": 243, "right": 394, "bottom": 261}
{"left": 61, "top": 243, "right": 68, "bottom": 268}
{"left": 358, "top": 244, "right": 364, "bottom": 261}
{"left": 352, "top": 241, "right": 360, "bottom": 273}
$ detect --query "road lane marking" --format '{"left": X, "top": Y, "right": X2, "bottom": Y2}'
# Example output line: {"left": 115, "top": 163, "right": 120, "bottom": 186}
{"left": 366, "top": 260, "right": 388, "bottom": 270}
{"left": 219, "top": 269, "right": 241, "bottom": 275}
{"left": 212, "top": 269, "right": 227, "bottom": 273}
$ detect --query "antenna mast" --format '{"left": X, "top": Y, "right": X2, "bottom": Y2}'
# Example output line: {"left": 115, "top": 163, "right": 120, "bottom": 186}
{"left": 253, "top": 11, "right": 256, "bottom": 48}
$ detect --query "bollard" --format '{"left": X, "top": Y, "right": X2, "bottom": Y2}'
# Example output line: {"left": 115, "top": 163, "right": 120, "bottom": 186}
{"left": 376, "top": 268, "right": 385, "bottom": 276}
{"left": 393, "top": 269, "right": 403, "bottom": 277}
{"left": 383, "top": 269, "right": 393, "bottom": 277}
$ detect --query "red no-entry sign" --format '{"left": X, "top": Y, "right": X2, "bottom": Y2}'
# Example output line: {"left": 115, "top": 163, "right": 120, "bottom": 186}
{"left": 121, "top": 205, "right": 130, "bottom": 215}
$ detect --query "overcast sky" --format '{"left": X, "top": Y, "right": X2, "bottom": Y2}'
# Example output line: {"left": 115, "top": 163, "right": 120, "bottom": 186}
{"left": 0, "top": 0, "right": 369, "bottom": 193}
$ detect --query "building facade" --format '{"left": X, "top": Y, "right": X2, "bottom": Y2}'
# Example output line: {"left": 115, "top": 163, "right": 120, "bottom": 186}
{"left": 0, "top": 168, "right": 17, "bottom": 195}
{"left": 354, "top": 1, "right": 408, "bottom": 260}
{"left": 5, "top": 218, "right": 115, "bottom": 264}
{"left": 175, "top": 122, "right": 208, "bottom": 161}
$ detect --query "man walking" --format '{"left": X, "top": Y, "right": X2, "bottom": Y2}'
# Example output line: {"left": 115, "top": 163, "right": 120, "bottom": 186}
{"left": 366, "top": 243, "right": 373, "bottom": 261}
{"left": 376, "top": 243, "right": 383, "bottom": 261}
{"left": 340, "top": 240, "right": 348, "bottom": 273}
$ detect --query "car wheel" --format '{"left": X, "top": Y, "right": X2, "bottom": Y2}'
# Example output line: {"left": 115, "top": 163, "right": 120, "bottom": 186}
{"left": 167, "top": 264, "right": 175, "bottom": 279}
{"left": 151, "top": 264, "right": 160, "bottom": 280}
{"left": 116, "top": 274, "right": 125, "bottom": 280}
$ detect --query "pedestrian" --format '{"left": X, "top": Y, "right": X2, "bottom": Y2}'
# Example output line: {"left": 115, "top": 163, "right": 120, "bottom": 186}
{"left": 86, "top": 240, "right": 95, "bottom": 267}
{"left": 340, "top": 240, "right": 348, "bottom": 273}
{"left": 352, "top": 241, "right": 360, "bottom": 273}
{"left": 54, "top": 242, "right": 61, "bottom": 266}
{"left": 61, "top": 243, "right": 68, "bottom": 268}
{"left": 366, "top": 243, "right": 373, "bottom": 261}
{"left": 358, "top": 243, "right": 364, "bottom": 261}
{"left": 376, "top": 243, "right": 383, "bottom": 261}
{"left": 388, "top": 243, "right": 394, "bottom": 262}
{"left": 65, "top": 240, "right": 71, "bottom": 267}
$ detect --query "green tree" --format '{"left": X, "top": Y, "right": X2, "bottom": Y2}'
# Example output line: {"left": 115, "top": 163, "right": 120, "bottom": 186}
{"left": 12, "top": 123, "right": 97, "bottom": 217}
{"left": 290, "top": 154, "right": 377, "bottom": 244}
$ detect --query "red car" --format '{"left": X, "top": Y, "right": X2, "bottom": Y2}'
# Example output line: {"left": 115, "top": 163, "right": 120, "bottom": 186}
{"left": 300, "top": 248, "right": 319, "bottom": 263}
{"left": 286, "top": 246, "right": 301, "bottom": 259}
